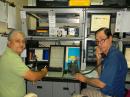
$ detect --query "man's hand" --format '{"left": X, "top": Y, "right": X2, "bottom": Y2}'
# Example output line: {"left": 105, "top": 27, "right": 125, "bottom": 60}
{"left": 96, "top": 47, "right": 102, "bottom": 65}
{"left": 41, "top": 66, "right": 48, "bottom": 76}
{"left": 74, "top": 73, "right": 88, "bottom": 83}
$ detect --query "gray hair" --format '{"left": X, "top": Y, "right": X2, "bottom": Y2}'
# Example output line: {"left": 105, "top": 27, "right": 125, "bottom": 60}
{"left": 8, "top": 30, "right": 25, "bottom": 41}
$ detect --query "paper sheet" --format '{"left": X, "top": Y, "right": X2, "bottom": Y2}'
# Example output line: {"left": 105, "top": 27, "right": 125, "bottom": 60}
{"left": 91, "top": 14, "right": 110, "bottom": 31}
{"left": 115, "top": 11, "right": 130, "bottom": 32}
{"left": 7, "top": 4, "right": 16, "bottom": 29}
{"left": 0, "top": 1, "right": 7, "bottom": 23}
{"left": 0, "top": 36, "right": 7, "bottom": 56}
{"left": 35, "top": 49, "right": 43, "bottom": 61}
{"left": 50, "top": 46, "right": 64, "bottom": 68}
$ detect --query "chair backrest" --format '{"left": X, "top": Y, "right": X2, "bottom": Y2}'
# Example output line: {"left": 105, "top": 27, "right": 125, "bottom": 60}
{"left": 125, "top": 89, "right": 130, "bottom": 97}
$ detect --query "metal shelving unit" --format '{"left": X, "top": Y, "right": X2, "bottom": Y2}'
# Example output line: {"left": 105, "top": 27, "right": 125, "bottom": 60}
{"left": 21, "top": 7, "right": 86, "bottom": 69}
{"left": 21, "top": 7, "right": 85, "bottom": 39}
{"left": 21, "top": 7, "right": 130, "bottom": 69}
{"left": 26, "top": 36, "right": 84, "bottom": 41}
{"left": 84, "top": 7, "right": 130, "bottom": 65}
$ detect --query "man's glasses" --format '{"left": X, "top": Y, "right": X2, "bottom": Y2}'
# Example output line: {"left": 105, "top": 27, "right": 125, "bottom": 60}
{"left": 96, "top": 38, "right": 108, "bottom": 45}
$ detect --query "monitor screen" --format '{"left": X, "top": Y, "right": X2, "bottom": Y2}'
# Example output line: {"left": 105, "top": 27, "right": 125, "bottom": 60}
{"left": 64, "top": 46, "right": 81, "bottom": 72}
{"left": 49, "top": 45, "right": 65, "bottom": 71}
{"left": 123, "top": 44, "right": 130, "bottom": 69}
{"left": 90, "top": 14, "right": 111, "bottom": 32}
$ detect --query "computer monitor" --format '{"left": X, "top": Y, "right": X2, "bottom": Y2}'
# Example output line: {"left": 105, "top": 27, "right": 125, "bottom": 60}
{"left": 49, "top": 45, "right": 65, "bottom": 71}
{"left": 123, "top": 44, "right": 130, "bottom": 69}
{"left": 64, "top": 46, "right": 81, "bottom": 73}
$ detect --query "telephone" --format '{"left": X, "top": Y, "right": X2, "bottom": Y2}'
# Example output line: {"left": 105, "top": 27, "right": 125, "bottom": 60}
{"left": 101, "top": 53, "right": 106, "bottom": 58}
{"left": 96, "top": 46, "right": 106, "bottom": 59}
{"left": 81, "top": 52, "right": 106, "bottom": 75}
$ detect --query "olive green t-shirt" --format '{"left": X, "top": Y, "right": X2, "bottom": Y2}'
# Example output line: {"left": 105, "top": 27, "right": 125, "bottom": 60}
{"left": 0, "top": 47, "right": 29, "bottom": 97}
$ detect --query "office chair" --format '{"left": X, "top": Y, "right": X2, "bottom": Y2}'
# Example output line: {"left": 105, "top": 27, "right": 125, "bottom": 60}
{"left": 125, "top": 89, "right": 130, "bottom": 97}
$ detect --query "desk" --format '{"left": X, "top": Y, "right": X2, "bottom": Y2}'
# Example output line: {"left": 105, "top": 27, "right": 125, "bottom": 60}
{"left": 26, "top": 72, "right": 80, "bottom": 97}
{"left": 26, "top": 70, "right": 130, "bottom": 97}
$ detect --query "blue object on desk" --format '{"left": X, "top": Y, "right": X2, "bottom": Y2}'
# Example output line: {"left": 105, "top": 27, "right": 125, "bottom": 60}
{"left": 43, "top": 49, "right": 49, "bottom": 60}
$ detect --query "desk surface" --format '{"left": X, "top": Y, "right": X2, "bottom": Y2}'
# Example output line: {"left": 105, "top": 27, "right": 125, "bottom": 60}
{"left": 42, "top": 72, "right": 79, "bottom": 82}
{"left": 47, "top": 72, "right": 73, "bottom": 78}
{"left": 46, "top": 69, "right": 130, "bottom": 83}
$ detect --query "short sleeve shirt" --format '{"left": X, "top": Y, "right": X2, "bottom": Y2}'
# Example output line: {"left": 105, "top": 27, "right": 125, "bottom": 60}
{"left": 100, "top": 46, "right": 128, "bottom": 97}
{"left": 0, "top": 47, "right": 29, "bottom": 97}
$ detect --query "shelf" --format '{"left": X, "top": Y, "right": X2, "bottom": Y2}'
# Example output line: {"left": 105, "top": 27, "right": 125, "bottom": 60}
{"left": 21, "top": 7, "right": 84, "bottom": 39}
{"left": 26, "top": 36, "right": 84, "bottom": 41}
{"left": 85, "top": 8, "right": 126, "bottom": 13}
{"left": 23, "top": 5, "right": 130, "bottom": 9}
{"left": 28, "top": 60, "right": 48, "bottom": 62}
{"left": 22, "top": 7, "right": 83, "bottom": 13}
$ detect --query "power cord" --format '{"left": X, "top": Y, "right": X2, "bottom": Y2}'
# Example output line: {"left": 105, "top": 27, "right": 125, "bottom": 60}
{"left": 80, "top": 63, "right": 102, "bottom": 75}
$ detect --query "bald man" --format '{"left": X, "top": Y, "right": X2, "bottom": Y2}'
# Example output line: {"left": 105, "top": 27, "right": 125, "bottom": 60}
{"left": 0, "top": 30, "right": 48, "bottom": 97}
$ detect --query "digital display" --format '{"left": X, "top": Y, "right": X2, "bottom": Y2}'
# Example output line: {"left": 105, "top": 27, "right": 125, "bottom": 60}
{"left": 64, "top": 46, "right": 81, "bottom": 71}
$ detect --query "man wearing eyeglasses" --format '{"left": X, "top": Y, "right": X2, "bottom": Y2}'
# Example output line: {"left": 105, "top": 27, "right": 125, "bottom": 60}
{"left": 75, "top": 27, "right": 128, "bottom": 97}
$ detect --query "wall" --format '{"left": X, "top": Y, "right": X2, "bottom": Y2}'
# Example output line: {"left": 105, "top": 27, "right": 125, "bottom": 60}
{"left": 0, "top": 0, "right": 28, "bottom": 33}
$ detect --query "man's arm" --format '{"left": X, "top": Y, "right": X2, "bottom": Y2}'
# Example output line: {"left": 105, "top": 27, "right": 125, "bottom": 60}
{"left": 23, "top": 67, "right": 48, "bottom": 81}
{"left": 75, "top": 73, "right": 106, "bottom": 89}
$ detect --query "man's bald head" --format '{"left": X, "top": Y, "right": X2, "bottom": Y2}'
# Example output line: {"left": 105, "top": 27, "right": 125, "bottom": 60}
{"left": 8, "top": 30, "right": 25, "bottom": 41}
{"left": 7, "top": 30, "right": 26, "bottom": 55}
